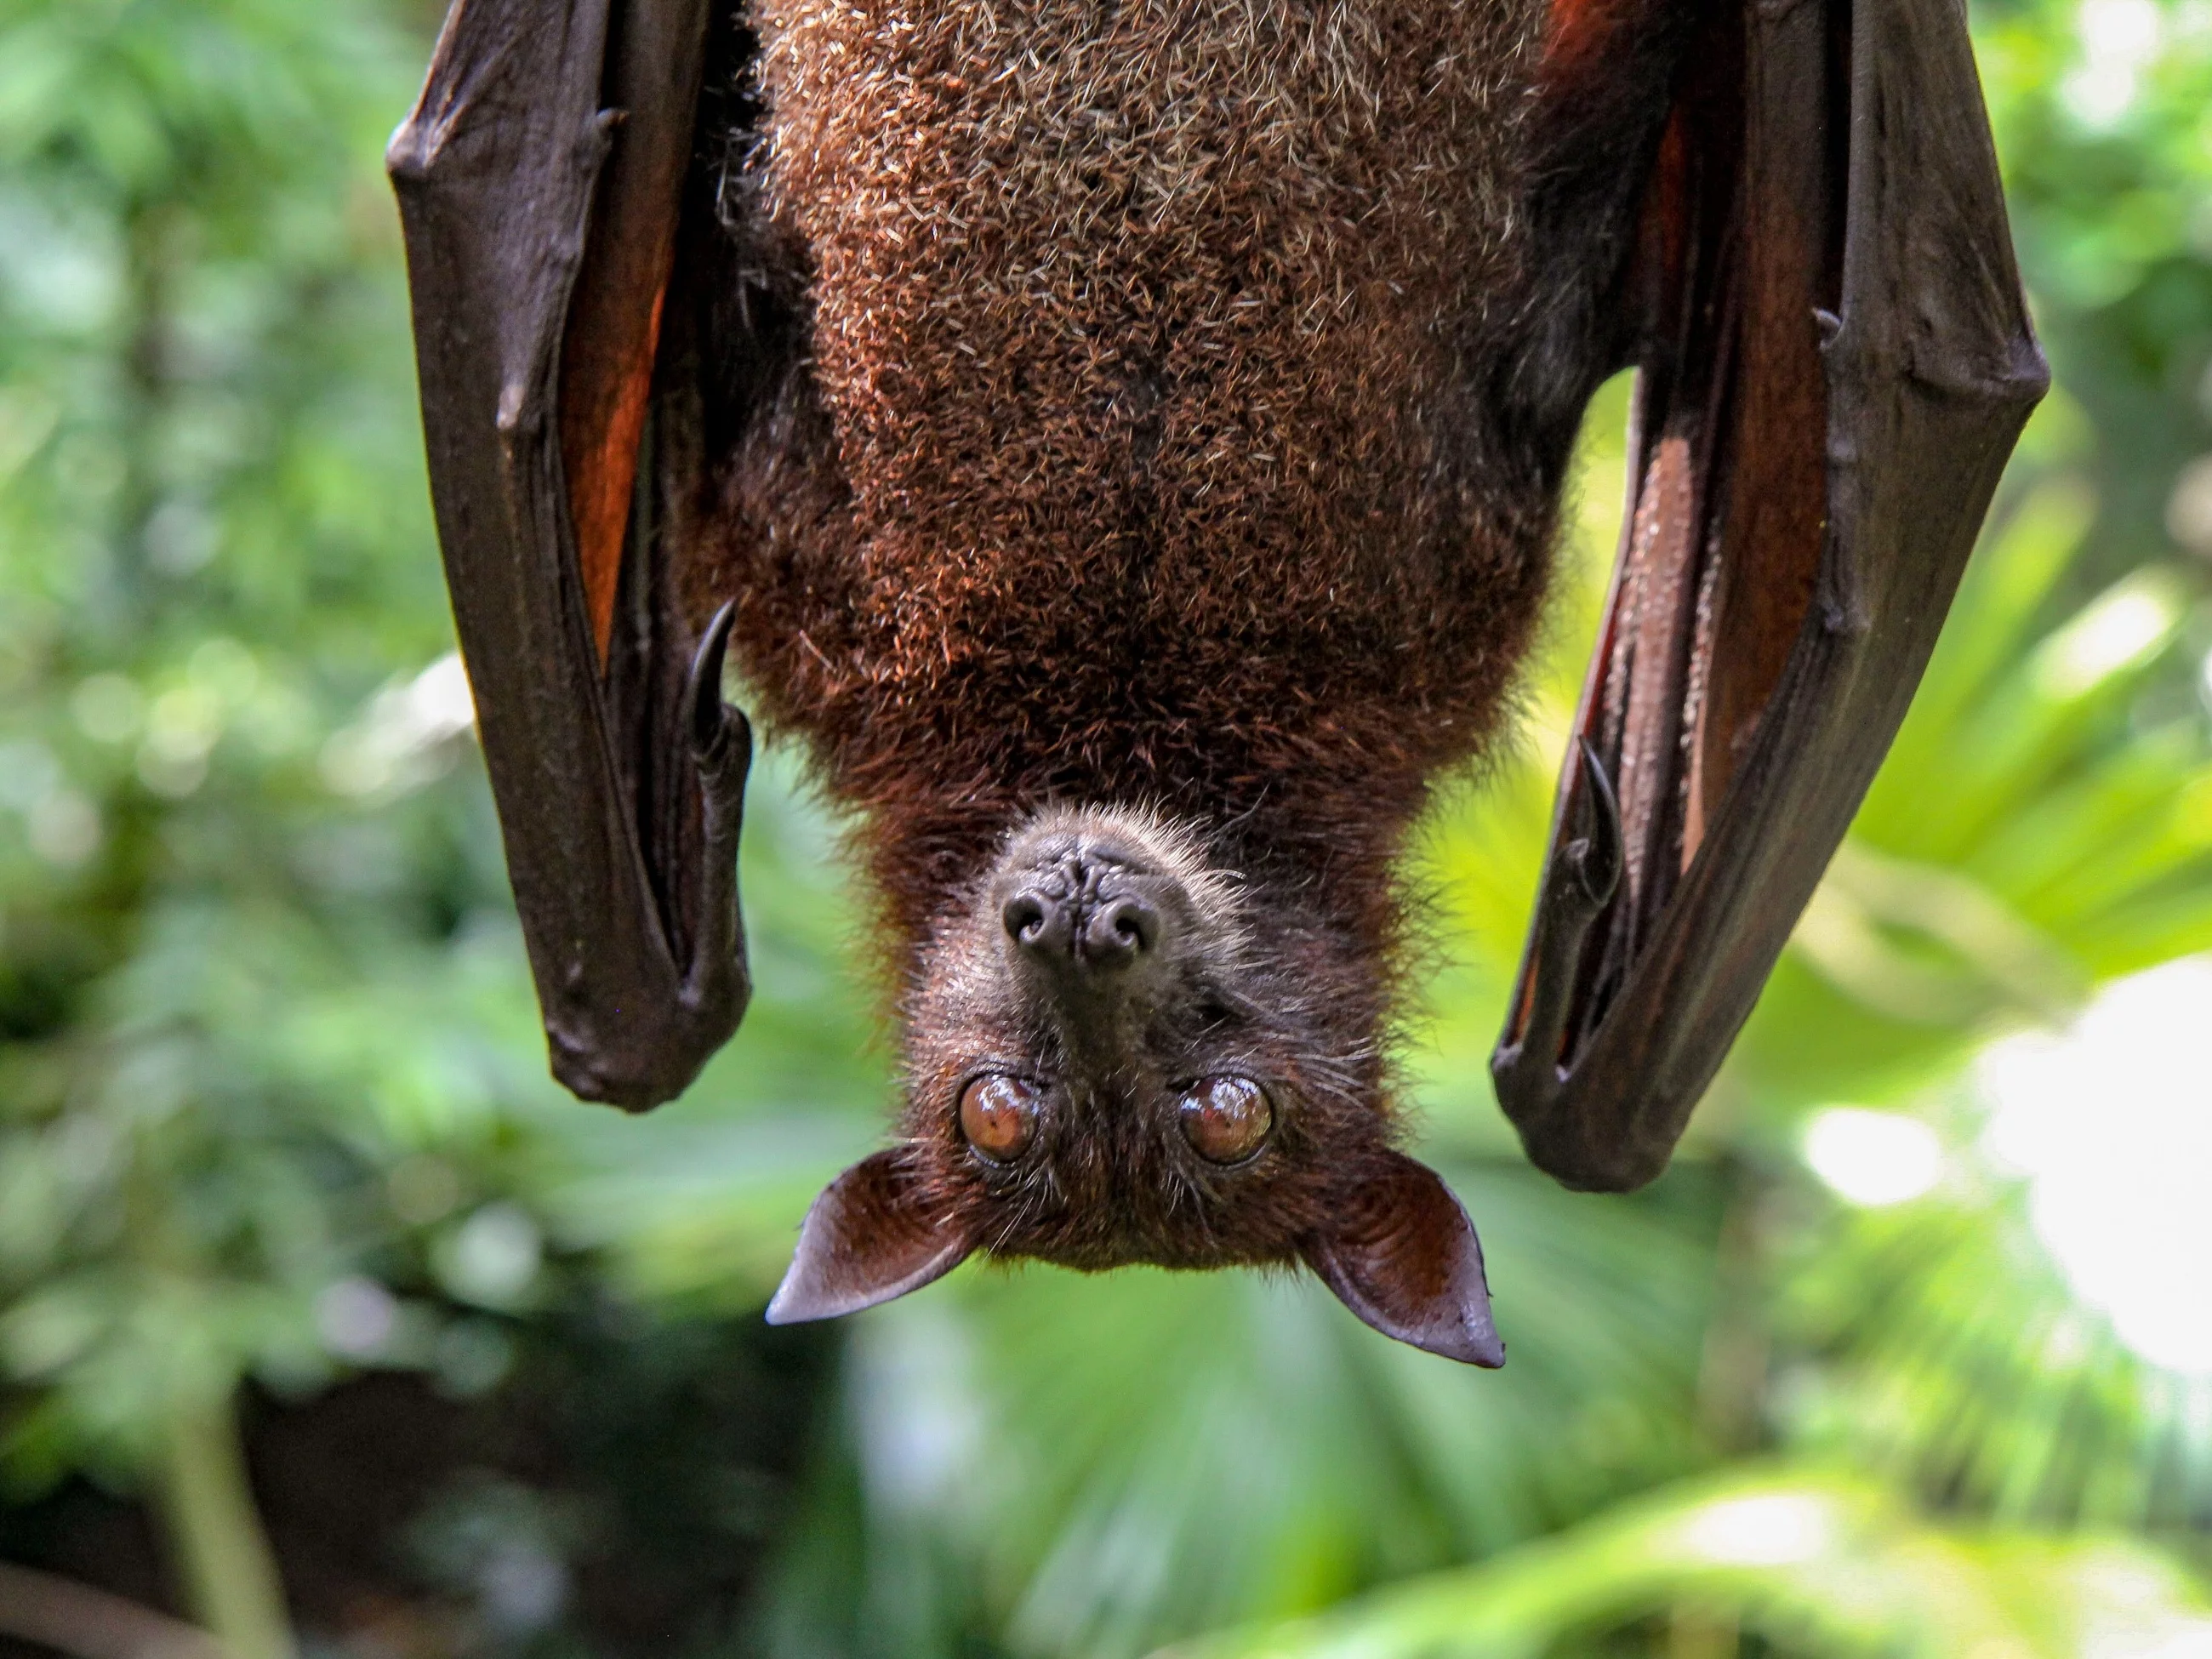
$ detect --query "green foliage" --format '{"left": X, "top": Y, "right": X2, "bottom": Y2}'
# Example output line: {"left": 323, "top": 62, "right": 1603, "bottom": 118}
{"left": 1167, "top": 1468, "right": 2212, "bottom": 1659}
{"left": 0, "top": 0, "right": 441, "bottom": 1468}
{"left": 748, "top": 1165, "right": 1720, "bottom": 1659}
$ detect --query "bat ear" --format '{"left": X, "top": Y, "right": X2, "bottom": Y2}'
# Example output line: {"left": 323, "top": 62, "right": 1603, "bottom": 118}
{"left": 1302, "top": 1152, "right": 1505, "bottom": 1367}
{"left": 767, "top": 1151, "right": 972, "bottom": 1325}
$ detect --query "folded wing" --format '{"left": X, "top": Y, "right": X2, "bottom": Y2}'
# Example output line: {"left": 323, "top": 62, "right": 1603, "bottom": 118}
{"left": 1493, "top": 0, "right": 2048, "bottom": 1189}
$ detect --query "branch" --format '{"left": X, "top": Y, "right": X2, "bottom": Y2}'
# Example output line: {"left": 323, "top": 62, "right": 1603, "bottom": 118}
{"left": 0, "top": 1562, "right": 227, "bottom": 1659}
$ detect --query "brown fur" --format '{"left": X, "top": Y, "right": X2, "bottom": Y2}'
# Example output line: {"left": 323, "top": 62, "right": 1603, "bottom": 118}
{"left": 690, "top": 0, "right": 1681, "bottom": 1278}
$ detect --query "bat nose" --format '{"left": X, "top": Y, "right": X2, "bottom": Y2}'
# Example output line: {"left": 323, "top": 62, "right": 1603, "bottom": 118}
{"left": 1085, "top": 895, "right": 1160, "bottom": 966}
{"left": 1003, "top": 880, "right": 1164, "bottom": 974}
{"left": 1002, "top": 889, "right": 1069, "bottom": 954}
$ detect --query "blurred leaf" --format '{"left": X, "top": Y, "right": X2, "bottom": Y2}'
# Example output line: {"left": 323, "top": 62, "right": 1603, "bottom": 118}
{"left": 1165, "top": 1466, "right": 2212, "bottom": 1659}
{"left": 759, "top": 1157, "right": 1721, "bottom": 1659}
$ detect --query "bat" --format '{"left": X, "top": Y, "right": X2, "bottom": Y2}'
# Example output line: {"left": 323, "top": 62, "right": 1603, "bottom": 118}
{"left": 388, "top": 0, "right": 2044, "bottom": 1365}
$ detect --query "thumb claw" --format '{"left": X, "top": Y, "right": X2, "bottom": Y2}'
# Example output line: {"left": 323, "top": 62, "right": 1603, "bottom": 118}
{"left": 678, "top": 601, "right": 752, "bottom": 1012}
{"left": 1494, "top": 739, "right": 1623, "bottom": 1103}
{"left": 1567, "top": 741, "right": 1623, "bottom": 909}
{"left": 686, "top": 601, "right": 750, "bottom": 795}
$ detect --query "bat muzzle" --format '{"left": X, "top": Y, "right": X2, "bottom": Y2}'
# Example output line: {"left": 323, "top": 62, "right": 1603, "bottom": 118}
{"left": 1002, "top": 852, "right": 1170, "bottom": 980}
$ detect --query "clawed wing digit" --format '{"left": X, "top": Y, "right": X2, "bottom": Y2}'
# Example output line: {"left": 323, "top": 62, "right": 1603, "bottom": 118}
{"left": 388, "top": 0, "right": 758, "bottom": 1109}
{"left": 1493, "top": 0, "right": 2048, "bottom": 1189}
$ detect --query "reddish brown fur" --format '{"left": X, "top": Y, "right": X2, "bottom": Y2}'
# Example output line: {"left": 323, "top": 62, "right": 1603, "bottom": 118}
{"left": 709, "top": 0, "right": 1553, "bottom": 903}
{"left": 688, "top": 0, "right": 1678, "bottom": 1275}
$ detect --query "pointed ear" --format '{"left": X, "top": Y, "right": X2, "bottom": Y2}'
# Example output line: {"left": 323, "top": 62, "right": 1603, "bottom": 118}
{"left": 766, "top": 1150, "right": 972, "bottom": 1325}
{"left": 1302, "top": 1152, "right": 1504, "bottom": 1367}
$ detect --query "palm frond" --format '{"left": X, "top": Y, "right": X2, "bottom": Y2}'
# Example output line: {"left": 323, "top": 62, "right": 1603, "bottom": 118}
{"left": 1162, "top": 1467, "right": 2212, "bottom": 1659}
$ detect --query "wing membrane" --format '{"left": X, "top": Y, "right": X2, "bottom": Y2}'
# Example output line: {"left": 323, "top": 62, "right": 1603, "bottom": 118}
{"left": 390, "top": 0, "right": 751, "bottom": 1109}
{"left": 1494, "top": 0, "right": 2047, "bottom": 1189}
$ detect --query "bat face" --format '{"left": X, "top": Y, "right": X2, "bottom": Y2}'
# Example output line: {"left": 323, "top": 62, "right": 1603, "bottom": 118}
{"left": 767, "top": 807, "right": 1508, "bottom": 1365}
{"left": 902, "top": 807, "right": 1383, "bottom": 1272}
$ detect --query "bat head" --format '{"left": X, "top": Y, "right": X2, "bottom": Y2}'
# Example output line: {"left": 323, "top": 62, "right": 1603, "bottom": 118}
{"left": 767, "top": 807, "right": 1503, "bottom": 1365}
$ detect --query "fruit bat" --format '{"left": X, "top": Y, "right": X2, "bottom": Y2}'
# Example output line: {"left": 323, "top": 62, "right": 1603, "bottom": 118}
{"left": 389, "top": 0, "right": 2044, "bottom": 1365}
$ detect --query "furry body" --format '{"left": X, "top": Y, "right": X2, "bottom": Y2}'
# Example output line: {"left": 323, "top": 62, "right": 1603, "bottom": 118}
{"left": 690, "top": 0, "right": 1674, "bottom": 1281}
{"left": 706, "top": 0, "right": 1586, "bottom": 926}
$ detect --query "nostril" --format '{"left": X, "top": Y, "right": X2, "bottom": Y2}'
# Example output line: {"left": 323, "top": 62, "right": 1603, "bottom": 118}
{"left": 1002, "top": 892, "right": 1049, "bottom": 944}
{"left": 1106, "top": 898, "right": 1160, "bottom": 954}
{"left": 1080, "top": 897, "right": 1160, "bottom": 966}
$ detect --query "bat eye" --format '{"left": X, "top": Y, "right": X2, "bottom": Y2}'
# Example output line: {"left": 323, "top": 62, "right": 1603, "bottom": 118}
{"left": 1178, "top": 1075, "right": 1274, "bottom": 1165}
{"left": 960, "top": 1075, "right": 1039, "bottom": 1163}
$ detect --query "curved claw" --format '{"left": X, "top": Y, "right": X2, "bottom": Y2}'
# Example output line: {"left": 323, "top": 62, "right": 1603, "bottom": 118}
{"left": 1492, "top": 743, "right": 1623, "bottom": 1113}
{"left": 687, "top": 600, "right": 750, "bottom": 805}
{"left": 1566, "top": 739, "right": 1623, "bottom": 909}
{"left": 680, "top": 601, "right": 752, "bottom": 1010}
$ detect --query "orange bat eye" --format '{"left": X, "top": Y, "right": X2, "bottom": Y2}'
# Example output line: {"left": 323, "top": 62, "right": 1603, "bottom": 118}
{"left": 960, "top": 1075, "right": 1039, "bottom": 1163}
{"left": 1178, "top": 1075, "right": 1274, "bottom": 1165}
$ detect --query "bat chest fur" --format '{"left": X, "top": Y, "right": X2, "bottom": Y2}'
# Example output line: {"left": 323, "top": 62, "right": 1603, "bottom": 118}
{"left": 710, "top": 0, "right": 1556, "bottom": 848}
